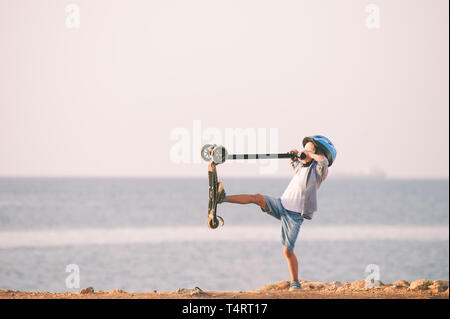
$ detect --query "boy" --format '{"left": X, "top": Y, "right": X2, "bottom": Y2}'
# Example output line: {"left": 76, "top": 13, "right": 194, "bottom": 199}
{"left": 212, "top": 135, "right": 335, "bottom": 291}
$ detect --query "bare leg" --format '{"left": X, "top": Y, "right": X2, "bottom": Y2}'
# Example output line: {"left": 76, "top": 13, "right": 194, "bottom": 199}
{"left": 225, "top": 193, "right": 269, "bottom": 211}
{"left": 283, "top": 247, "right": 299, "bottom": 281}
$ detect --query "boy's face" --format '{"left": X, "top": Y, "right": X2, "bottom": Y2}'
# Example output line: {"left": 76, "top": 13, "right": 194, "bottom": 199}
{"left": 301, "top": 142, "right": 316, "bottom": 164}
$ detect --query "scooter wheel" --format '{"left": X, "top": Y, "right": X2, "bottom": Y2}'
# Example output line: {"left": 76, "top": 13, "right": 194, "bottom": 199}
{"left": 201, "top": 144, "right": 216, "bottom": 161}
{"left": 217, "top": 216, "right": 224, "bottom": 227}
{"left": 207, "top": 215, "right": 220, "bottom": 229}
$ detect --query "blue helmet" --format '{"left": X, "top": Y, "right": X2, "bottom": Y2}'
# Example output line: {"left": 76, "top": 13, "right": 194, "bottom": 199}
{"left": 302, "top": 135, "right": 337, "bottom": 167}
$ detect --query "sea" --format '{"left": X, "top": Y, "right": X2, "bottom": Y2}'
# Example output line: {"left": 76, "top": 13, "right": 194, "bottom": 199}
{"left": 0, "top": 177, "right": 448, "bottom": 293}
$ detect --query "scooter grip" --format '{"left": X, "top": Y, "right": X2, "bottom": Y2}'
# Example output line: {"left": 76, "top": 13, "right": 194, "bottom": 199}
{"left": 289, "top": 151, "right": 307, "bottom": 160}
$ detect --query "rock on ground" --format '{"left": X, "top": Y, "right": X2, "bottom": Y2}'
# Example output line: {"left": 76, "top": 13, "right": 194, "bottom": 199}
{"left": 78, "top": 287, "right": 94, "bottom": 294}
{"left": 429, "top": 280, "right": 449, "bottom": 293}
{"left": 260, "top": 281, "right": 290, "bottom": 291}
{"left": 409, "top": 279, "right": 433, "bottom": 290}
{"left": 175, "top": 287, "right": 204, "bottom": 296}
{"left": 108, "top": 288, "right": 126, "bottom": 294}
{"left": 394, "top": 280, "right": 410, "bottom": 288}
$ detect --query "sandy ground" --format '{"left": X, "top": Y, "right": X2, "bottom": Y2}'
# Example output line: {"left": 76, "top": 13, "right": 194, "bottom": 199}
{"left": 1, "top": 279, "right": 448, "bottom": 299}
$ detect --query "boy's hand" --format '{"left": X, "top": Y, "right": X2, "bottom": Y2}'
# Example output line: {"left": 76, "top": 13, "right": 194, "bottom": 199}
{"left": 304, "top": 149, "right": 325, "bottom": 162}
{"left": 302, "top": 149, "right": 312, "bottom": 158}
{"left": 299, "top": 149, "right": 315, "bottom": 161}
{"left": 289, "top": 149, "right": 300, "bottom": 159}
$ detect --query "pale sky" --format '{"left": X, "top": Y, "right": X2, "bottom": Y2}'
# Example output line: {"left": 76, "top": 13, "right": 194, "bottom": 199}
{"left": 0, "top": 0, "right": 448, "bottom": 178}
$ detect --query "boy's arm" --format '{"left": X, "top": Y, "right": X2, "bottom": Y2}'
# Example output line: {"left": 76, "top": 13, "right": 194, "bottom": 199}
{"left": 308, "top": 152, "right": 325, "bottom": 163}
{"left": 311, "top": 153, "right": 329, "bottom": 181}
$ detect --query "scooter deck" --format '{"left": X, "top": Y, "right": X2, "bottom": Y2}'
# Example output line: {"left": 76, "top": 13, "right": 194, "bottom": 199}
{"left": 207, "top": 162, "right": 224, "bottom": 229}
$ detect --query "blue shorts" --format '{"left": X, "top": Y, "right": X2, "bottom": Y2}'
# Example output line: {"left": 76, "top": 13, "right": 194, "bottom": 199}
{"left": 261, "top": 195, "right": 304, "bottom": 251}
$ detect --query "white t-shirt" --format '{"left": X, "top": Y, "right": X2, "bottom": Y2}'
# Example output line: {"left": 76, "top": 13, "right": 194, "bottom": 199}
{"left": 280, "top": 165, "right": 308, "bottom": 213}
